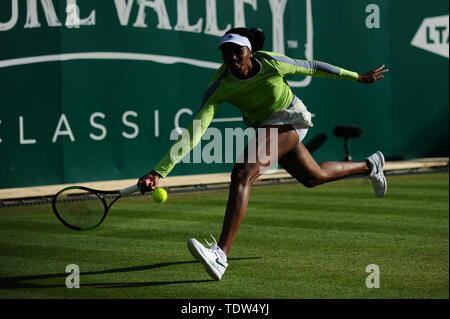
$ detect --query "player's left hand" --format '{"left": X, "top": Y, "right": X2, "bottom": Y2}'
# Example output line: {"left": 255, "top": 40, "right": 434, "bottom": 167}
{"left": 358, "top": 65, "right": 389, "bottom": 83}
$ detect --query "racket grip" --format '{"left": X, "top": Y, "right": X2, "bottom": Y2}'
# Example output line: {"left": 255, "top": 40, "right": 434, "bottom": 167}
{"left": 119, "top": 184, "right": 140, "bottom": 196}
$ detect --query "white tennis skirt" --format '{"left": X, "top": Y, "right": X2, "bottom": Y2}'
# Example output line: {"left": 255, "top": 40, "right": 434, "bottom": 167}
{"left": 256, "top": 96, "right": 313, "bottom": 143}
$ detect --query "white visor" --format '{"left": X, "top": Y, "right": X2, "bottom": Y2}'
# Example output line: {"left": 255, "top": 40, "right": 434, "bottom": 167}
{"left": 218, "top": 33, "right": 252, "bottom": 51}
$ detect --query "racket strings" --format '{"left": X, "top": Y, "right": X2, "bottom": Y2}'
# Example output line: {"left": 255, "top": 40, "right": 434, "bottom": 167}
{"left": 54, "top": 189, "right": 106, "bottom": 229}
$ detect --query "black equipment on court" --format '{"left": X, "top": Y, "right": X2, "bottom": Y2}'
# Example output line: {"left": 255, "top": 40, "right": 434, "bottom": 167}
{"left": 333, "top": 126, "right": 363, "bottom": 161}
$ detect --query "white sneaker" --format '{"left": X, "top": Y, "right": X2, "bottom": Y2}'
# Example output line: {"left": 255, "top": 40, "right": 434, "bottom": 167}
{"left": 365, "top": 151, "right": 387, "bottom": 197}
{"left": 187, "top": 235, "right": 228, "bottom": 281}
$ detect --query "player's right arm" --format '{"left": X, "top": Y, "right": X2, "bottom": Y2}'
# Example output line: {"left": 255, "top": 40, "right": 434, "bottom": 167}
{"left": 138, "top": 68, "right": 226, "bottom": 193}
{"left": 138, "top": 103, "right": 219, "bottom": 193}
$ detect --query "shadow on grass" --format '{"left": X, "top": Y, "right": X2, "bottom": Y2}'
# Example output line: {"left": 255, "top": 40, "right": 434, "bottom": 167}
{"left": 0, "top": 257, "right": 261, "bottom": 289}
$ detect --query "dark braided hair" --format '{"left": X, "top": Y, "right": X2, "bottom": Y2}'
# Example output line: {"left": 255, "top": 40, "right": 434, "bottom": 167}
{"left": 224, "top": 27, "right": 266, "bottom": 52}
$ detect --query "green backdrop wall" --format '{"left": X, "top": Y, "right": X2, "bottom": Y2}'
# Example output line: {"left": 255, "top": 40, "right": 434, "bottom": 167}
{"left": 0, "top": 0, "right": 448, "bottom": 188}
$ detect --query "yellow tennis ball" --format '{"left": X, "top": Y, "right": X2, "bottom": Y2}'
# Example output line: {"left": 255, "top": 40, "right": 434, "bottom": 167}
{"left": 152, "top": 188, "right": 167, "bottom": 203}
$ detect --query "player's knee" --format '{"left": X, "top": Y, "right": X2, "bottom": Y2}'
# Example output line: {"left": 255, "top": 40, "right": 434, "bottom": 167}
{"left": 231, "top": 163, "right": 259, "bottom": 186}
{"left": 302, "top": 172, "right": 328, "bottom": 188}
{"left": 302, "top": 180, "right": 316, "bottom": 188}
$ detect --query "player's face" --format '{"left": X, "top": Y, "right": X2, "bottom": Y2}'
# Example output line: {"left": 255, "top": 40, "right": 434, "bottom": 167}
{"left": 220, "top": 43, "right": 253, "bottom": 78}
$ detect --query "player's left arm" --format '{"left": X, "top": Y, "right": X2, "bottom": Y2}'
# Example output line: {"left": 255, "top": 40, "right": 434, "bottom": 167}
{"left": 261, "top": 51, "right": 388, "bottom": 82}
{"left": 282, "top": 59, "right": 360, "bottom": 81}
{"left": 288, "top": 59, "right": 389, "bottom": 83}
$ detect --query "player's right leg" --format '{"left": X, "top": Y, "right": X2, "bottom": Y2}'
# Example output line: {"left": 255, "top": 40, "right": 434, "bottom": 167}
{"left": 187, "top": 125, "right": 299, "bottom": 280}
{"left": 187, "top": 236, "right": 228, "bottom": 281}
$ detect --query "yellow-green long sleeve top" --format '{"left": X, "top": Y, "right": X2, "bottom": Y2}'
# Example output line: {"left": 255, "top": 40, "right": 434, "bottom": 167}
{"left": 153, "top": 51, "right": 359, "bottom": 178}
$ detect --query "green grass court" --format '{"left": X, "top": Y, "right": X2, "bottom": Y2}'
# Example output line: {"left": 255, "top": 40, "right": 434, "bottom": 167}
{"left": 0, "top": 172, "right": 448, "bottom": 299}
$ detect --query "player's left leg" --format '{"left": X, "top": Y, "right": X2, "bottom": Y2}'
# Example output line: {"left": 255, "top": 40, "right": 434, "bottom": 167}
{"left": 278, "top": 141, "right": 387, "bottom": 197}
{"left": 278, "top": 142, "right": 370, "bottom": 188}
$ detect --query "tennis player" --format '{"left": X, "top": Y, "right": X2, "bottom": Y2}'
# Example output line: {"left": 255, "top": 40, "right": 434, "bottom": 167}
{"left": 137, "top": 28, "right": 389, "bottom": 280}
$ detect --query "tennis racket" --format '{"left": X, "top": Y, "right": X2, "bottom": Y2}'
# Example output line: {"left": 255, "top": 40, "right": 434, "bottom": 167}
{"left": 52, "top": 183, "right": 143, "bottom": 231}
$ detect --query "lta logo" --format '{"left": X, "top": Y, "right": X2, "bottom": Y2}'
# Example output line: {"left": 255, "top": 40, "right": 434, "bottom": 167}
{"left": 411, "top": 15, "right": 449, "bottom": 59}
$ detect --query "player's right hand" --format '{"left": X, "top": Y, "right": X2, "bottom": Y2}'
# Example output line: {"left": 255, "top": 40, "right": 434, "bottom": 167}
{"left": 137, "top": 170, "right": 161, "bottom": 194}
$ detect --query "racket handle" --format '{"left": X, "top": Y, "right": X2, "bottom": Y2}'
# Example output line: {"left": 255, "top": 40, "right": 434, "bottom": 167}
{"left": 120, "top": 184, "right": 140, "bottom": 196}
